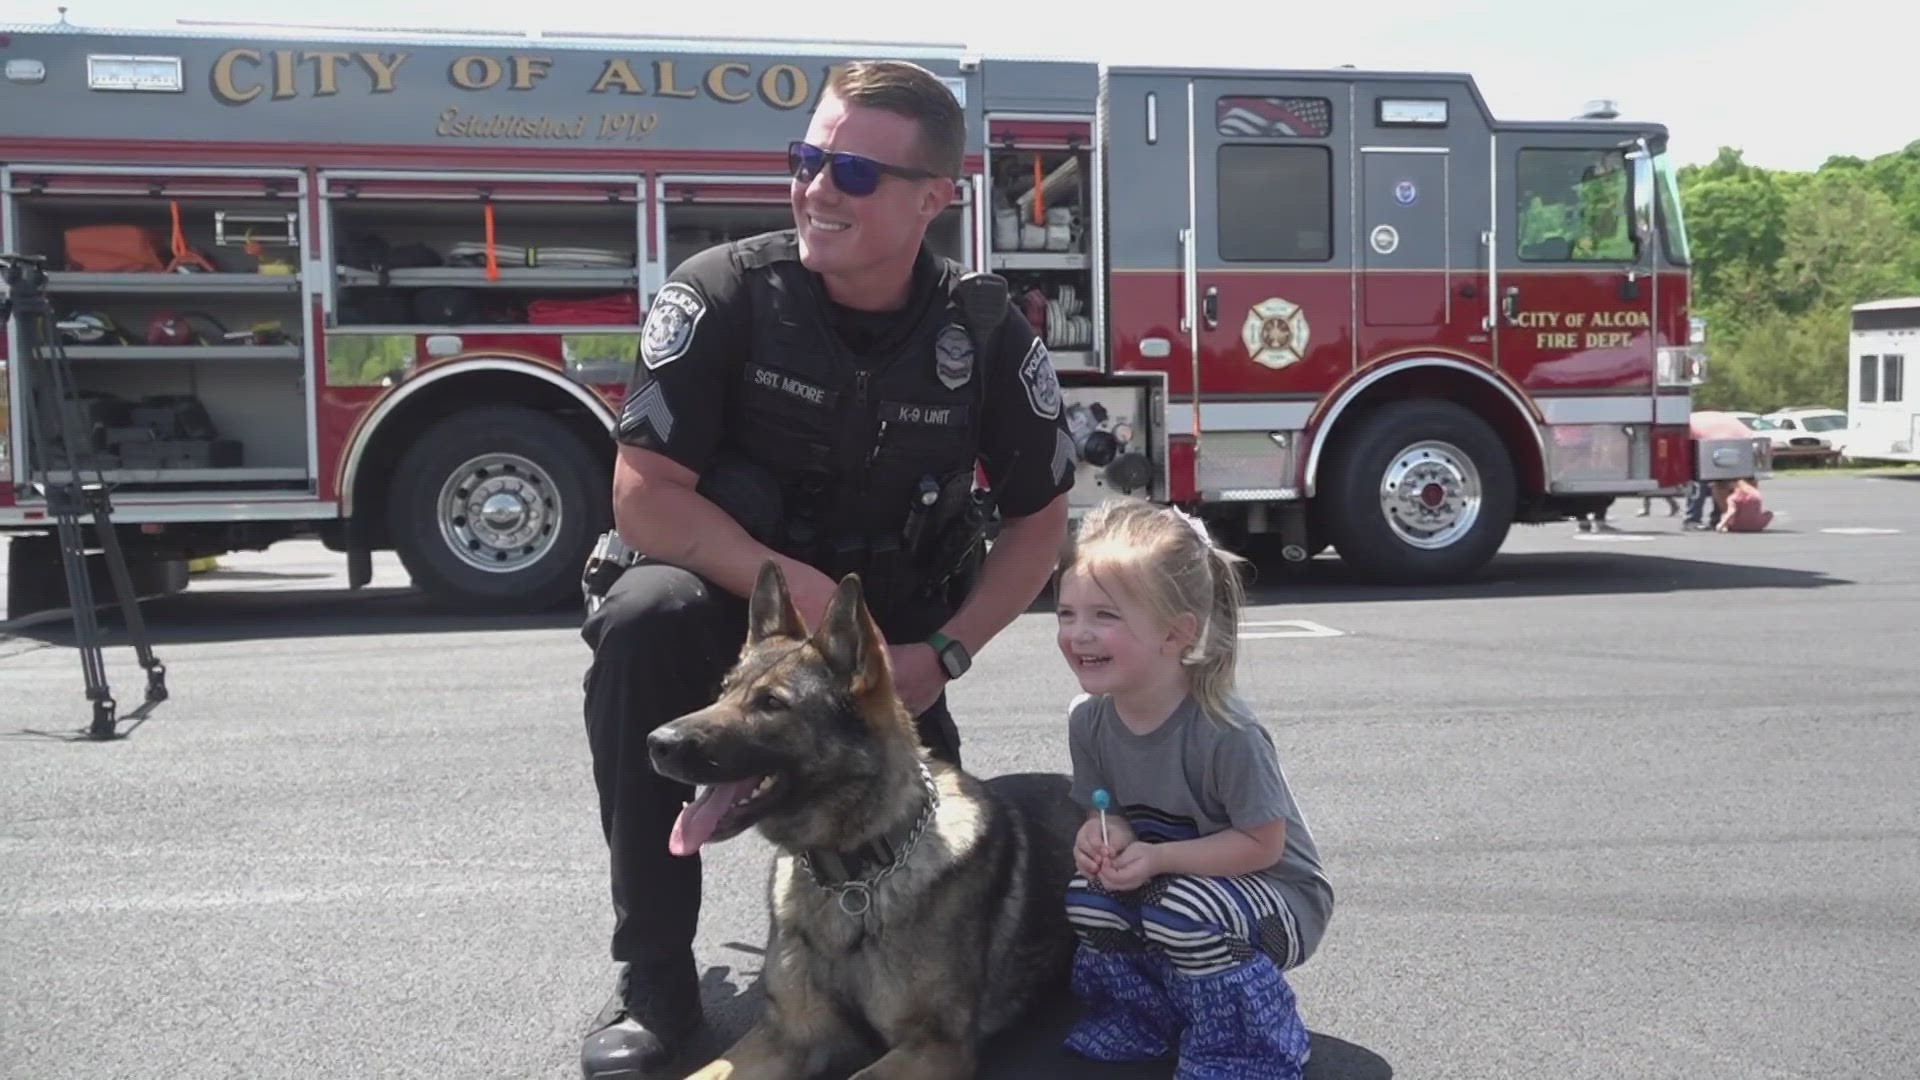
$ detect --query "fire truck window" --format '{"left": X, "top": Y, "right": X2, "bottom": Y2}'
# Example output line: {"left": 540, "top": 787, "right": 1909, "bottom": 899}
{"left": 1217, "top": 145, "right": 1333, "bottom": 262}
{"left": 1216, "top": 97, "right": 1333, "bottom": 138}
{"left": 1884, "top": 355, "right": 1905, "bottom": 403}
{"left": 1514, "top": 148, "right": 1636, "bottom": 263}
{"left": 1859, "top": 355, "right": 1878, "bottom": 403}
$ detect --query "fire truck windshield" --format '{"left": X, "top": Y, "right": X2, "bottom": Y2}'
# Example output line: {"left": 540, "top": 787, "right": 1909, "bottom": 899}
{"left": 1653, "top": 147, "right": 1691, "bottom": 266}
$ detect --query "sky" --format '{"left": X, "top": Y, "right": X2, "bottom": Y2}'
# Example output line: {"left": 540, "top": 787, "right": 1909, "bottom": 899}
{"left": 7, "top": 0, "right": 1915, "bottom": 172}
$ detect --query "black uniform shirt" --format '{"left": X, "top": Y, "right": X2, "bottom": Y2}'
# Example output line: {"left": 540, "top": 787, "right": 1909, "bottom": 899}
{"left": 617, "top": 238, "right": 1075, "bottom": 521}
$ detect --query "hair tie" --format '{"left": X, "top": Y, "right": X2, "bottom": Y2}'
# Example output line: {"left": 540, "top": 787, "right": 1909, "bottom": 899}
{"left": 1172, "top": 506, "right": 1212, "bottom": 548}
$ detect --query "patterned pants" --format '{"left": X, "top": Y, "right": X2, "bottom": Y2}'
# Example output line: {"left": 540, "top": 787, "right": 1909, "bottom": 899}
{"left": 1065, "top": 870, "right": 1305, "bottom": 974}
{"left": 1063, "top": 871, "right": 1312, "bottom": 1079}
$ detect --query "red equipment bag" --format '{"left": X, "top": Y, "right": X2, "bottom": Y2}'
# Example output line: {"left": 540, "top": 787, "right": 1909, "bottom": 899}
{"left": 527, "top": 293, "right": 641, "bottom": 326}
{"left": 64, "top": 225, "right": 166, "bottom": 272}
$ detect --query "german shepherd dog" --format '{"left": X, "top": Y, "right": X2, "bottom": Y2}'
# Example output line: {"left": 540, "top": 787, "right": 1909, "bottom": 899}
{"left": 646, "top": 561, "right": 1082, "bottom": 1079}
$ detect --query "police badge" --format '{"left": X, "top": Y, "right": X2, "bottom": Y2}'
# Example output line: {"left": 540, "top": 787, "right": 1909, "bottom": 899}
{"left": 641, "top": 282, "right": 706, "bottom": 371}
{"left": 935, "top": 324, "right": 974, "bottom": 390}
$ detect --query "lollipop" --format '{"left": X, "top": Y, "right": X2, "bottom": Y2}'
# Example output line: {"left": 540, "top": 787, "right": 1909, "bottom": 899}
{"left": 1092, "top": 788, "right": 1111, "bottom": 847}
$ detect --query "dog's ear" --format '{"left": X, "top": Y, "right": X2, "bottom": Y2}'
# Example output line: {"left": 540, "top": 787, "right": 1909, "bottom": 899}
{"left": 812, "top": 573, "right": 891, "bottom": 698}
{"left": 747, "top": 559, "right": 806, "bottom": 643}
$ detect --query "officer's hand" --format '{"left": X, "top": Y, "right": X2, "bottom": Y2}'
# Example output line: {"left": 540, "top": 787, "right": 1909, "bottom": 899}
{"left": 886, "top": 643, "right": 947, "bottom": 718}
{"left": 786, "top": 562, "right": 843, "bottom": 630}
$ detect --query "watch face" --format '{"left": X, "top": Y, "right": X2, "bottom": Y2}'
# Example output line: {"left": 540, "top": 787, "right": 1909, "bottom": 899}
{"left": 938, "top": 644, "right": 967, "bottom": 678}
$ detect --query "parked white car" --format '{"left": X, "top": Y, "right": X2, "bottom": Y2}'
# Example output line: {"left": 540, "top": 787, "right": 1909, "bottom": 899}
{"left": 1725, "top": 410, "right": 1840, "bottom": 464}
{"left": 1765, "top": 408, "right": 1852, "bottom": 459}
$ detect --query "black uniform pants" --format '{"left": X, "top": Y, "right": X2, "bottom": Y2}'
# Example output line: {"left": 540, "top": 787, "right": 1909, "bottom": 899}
{"left": 580, "top": 560, "right": 962, "bottom": 973}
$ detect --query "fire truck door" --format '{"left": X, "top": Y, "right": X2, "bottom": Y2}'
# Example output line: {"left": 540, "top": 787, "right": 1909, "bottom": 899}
{"left": 1189, "top": 79, "right": 1352, "bottom": 403}
{"left": 1492, "top": 133, "right": 1658, "bottom": 402}
{"left": 1360, "top": 149, "right": 1451, "bottom": 327}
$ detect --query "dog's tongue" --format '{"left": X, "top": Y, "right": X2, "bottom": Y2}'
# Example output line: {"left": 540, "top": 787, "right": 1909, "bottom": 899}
{"left": 669, "top": 779, "right": 761, "bottom": 856}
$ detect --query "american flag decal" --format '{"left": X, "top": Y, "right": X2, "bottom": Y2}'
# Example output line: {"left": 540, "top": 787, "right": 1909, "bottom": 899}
{"left": 619, "top": 381, "right": 675, "bottom": 444}
{"left": 1215, "top": 96, "right": 1332, "bottom": 138}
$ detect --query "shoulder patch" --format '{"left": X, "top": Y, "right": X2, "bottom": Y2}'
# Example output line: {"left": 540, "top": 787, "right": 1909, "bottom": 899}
{"left": 1019, "top": 337, "right": 1062, "bottom": 420}
{"left": 641, "top": 282, "right": 707, "bottom": 370}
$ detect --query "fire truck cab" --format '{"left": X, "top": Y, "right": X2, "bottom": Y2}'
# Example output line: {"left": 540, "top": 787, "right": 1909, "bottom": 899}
{"left": 0, "top": 22, "right": 1706, "bottom": 618}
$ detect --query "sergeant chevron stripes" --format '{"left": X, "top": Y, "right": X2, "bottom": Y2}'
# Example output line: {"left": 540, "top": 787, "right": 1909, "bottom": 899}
{"left": 620, "top": 382, "right": 675, "bottom": 443}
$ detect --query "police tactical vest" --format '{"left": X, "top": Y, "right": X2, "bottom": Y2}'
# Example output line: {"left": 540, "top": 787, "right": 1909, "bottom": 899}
{"left": 719, "top": 230, "right": 992, "bottom": 580}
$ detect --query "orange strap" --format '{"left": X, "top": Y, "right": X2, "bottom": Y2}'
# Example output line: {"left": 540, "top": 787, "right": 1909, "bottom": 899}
{"left": 170, "top": 201, "right": 189, "bottom": 260}
{"left": 165, "top": 200, "right": 214, "bottom": 273}
{"left": 483, "top": 203, "right": 499, "bottom": 281}
{"left": 1032, "top": 154, "right": 1045, "bottom": 225}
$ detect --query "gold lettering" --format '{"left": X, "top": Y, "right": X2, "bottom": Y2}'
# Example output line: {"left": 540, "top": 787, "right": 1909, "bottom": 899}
{"left": 304, "top": 51, "right": 351, "bottom": 96}
{"left": 437, "top": 107, "right": 460, "bottom": 136}
{"left": 272, "top": 50, "right": 298, "bottom": 100}
{"left": 434, "top": 109, "right": 637, "bottom": 141}
{"left": 1535, "top": 332, "right": 1579, "bottom": 350}
{"left": 358, "top": 52, "right": 407, "bottom": 93}
{"left": 591, "top": 59, "right": 646, "bottom": 95}
{"left": 654, "top": 61, "right": 697, "bottom": 99}
{"left": 1564, "top": 312, "right": 1585, "bottom": 328}
{"left": 760, "top": 64, "right": 808, "bottom": 109}
{"left": 511, "top": 55, "right": 553, "bottom": 91}
{"left": 450, "top": 55, "right": 503, "bottom": 90}
{"left": 705, "top": 62, "right": 751, "bottom": 103}
{"left": 1585, "top": 332, "right": 1634, "bottom": 349}
{"left": 821, "top": 63, "right": 850, "bottom": 103}
{"left": 211, "top": 48, "right": 263, "bottom": 105}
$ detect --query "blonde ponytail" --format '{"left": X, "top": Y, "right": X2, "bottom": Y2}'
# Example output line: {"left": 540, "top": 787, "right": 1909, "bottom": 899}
{"left": 1185, "top": 541, "right": 1248, "bottom": 724}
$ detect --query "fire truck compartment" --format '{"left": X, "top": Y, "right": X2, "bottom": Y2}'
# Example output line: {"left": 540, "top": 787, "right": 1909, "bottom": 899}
{"left": 3, "top": 171, "right": 315, "bottom": 494}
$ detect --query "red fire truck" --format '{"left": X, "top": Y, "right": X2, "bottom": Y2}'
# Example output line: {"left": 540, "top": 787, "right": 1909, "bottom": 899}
{"left": 0, "top": 19, "right": 1715, "bottom": 617}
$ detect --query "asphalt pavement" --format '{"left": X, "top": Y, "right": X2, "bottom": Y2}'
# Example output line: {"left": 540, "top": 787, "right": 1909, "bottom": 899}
{"left": 3, "top": 474, "right": 1916, "bottom": 1080}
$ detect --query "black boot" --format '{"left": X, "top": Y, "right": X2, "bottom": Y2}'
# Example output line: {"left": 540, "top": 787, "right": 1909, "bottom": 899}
{"left": 580, "top": 957, "right": 704, "bottom": 1079}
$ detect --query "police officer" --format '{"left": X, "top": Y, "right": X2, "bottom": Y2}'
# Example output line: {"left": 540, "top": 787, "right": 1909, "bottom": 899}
{"left": 577, "top": 60, "right": 1075, "bottom": 1077}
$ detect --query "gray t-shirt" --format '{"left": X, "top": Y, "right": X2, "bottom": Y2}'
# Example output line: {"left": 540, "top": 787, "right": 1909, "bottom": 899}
{"left": 1067, "top": 691, "right": 1334, "bottom": 962}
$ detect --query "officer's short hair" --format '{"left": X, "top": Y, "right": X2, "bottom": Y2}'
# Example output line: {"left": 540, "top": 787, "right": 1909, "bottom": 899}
{"left": 825, "top": 60, "right": 966, "bottom": 180}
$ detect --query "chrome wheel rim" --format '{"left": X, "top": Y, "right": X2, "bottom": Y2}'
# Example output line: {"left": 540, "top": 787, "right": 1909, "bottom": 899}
{"left": 435, "top": 452, "right": 561, "bottom": 574}
{"left": 1378, "top": 440, "right": 1482, "bottom": 550}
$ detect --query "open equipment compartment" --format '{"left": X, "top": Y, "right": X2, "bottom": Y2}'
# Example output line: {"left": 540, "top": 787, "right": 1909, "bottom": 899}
{"left": 321, "top": 171, "right": 645, "bottom": 332}
{"left": 1, "top": 165, "right": 313, "bottom": 493}
{"left": 983, "top": 118, "right": 1097, "bottom": 374}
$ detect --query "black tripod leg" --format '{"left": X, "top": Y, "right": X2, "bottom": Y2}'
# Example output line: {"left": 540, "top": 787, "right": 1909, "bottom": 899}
{"left": 93, "top": 508, "right": 169, "bottom": 719}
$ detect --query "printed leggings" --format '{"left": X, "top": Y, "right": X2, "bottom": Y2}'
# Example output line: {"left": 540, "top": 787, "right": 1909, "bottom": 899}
{"left": 1065, "top": 870, "right": 1304, "bottom": 975}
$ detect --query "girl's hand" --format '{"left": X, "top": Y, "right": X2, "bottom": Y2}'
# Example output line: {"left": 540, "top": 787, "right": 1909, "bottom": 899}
{"left": 1073, "top": 817, "right": 1109, "bottom": 880}
{"left": 1098, "top": 841, "right": 1159, "bottom": 892}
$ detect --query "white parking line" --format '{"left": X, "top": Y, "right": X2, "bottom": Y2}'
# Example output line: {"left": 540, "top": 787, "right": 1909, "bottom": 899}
{"left": 1239, "top": 619, "right": 1345, "bottom": 639}
{"left": 1820, "top": 527, "right": 1902, "bottom": 535}
{"left": 1572, "top": 533, "right": 1657, "bottom": 542}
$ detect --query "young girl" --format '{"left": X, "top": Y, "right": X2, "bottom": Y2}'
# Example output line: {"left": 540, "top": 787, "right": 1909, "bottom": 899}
{"left": 1053, "top": 496, "right": 1333, "bottom": 1080}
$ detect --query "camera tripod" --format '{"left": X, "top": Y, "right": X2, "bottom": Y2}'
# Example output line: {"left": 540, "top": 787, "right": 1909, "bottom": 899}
{"left": 1, "top": 252, "right": 168, "bottom": 740}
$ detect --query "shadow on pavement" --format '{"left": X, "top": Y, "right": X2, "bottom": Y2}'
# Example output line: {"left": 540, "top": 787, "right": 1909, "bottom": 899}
{"left": 669, "top": 962, "right": 1391, "bottom": 1080}
{"left": 6, "top": 531, "right": 1851, "bottom": 650}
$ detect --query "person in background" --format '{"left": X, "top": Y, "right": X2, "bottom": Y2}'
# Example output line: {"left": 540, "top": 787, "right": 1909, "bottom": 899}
{"left": 1715, "top": 477, "right": 1773, "bottom": 532}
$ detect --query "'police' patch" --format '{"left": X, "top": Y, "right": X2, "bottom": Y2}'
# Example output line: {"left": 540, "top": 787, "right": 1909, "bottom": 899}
{"left": 934, "top": 324, "right": 974, "bottom": 391}
{"left": 641, "top": 282, "right": 706, "bottom": 371}
{"left": 881, "top": 400, "right": 969, "bottom": 429}
{"left": 1019, "top": 337, "right": 1062, "bottom": 420}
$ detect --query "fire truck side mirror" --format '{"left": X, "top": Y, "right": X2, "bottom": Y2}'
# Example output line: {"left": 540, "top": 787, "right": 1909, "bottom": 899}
{"left": 1628, "top": 139, "right": 1655, "bottom": 263}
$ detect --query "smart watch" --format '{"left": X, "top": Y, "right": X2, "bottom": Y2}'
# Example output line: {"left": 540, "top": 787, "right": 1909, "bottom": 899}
{"left": 927, "top": 631, "right": 972, "bottom": 680}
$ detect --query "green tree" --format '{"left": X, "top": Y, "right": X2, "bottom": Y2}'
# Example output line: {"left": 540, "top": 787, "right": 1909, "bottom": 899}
{"left": 1679, "top": 140, "right": 1920, "bottom": 413}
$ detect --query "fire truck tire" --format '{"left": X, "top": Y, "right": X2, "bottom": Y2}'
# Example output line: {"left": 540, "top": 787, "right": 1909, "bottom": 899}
{"left": 387, "top": 407, "right": 609, "bottom": 614}
{"left": 1318, "top": 398, "right": 1516, "bottom": 585}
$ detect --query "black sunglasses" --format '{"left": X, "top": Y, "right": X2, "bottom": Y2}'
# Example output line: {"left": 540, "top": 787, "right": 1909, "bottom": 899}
{"left": 787, "top": 140, "right": 942, "bottom": 197}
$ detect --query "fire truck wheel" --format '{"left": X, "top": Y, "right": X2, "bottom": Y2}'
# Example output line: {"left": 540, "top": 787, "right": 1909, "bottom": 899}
{"left": 387, "top": 407, "right": 609, "bottom": 614}
{"left": 1318, "top": 398, "right": 1516, "bottom": 584}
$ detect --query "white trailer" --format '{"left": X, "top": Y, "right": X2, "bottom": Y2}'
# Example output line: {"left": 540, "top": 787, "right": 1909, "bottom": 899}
{"left": 1846, "top": 298, "right": 1919, "bottom": 463}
